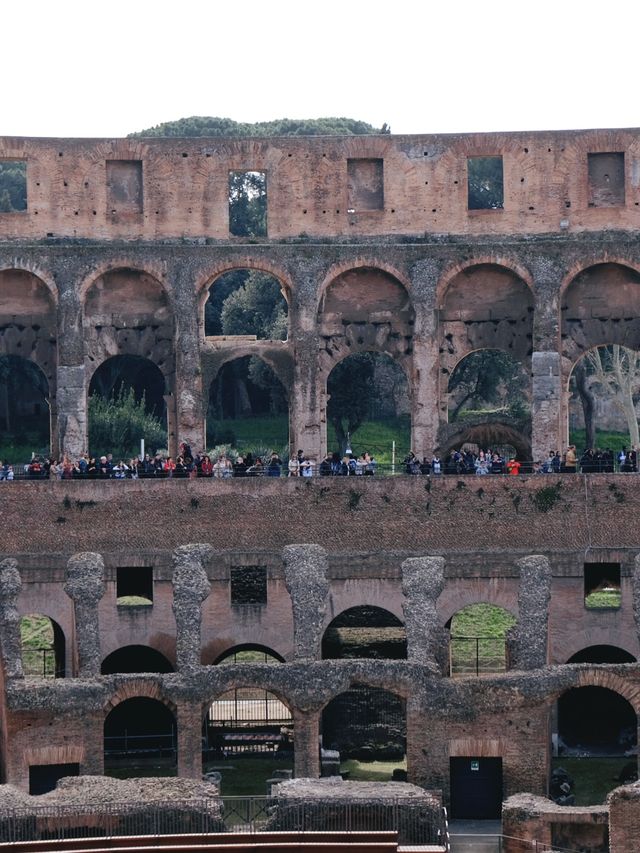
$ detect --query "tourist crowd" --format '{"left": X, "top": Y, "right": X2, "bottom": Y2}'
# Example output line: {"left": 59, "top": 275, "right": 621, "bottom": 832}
{"left": 1, "top": 444, "right": 638, "bottom": 481}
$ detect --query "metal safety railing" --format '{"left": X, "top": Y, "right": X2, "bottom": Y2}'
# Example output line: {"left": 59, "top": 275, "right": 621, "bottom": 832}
{"left": 0, "top": 797, "right": 449, "bottom": 847}
{"left": 449, "top": 636, "right": 509, "bottom": 677}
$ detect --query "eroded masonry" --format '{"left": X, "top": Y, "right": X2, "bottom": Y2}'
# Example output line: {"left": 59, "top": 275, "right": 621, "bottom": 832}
{"left": 2, "top": 129, "right": 640, "bottom": 848}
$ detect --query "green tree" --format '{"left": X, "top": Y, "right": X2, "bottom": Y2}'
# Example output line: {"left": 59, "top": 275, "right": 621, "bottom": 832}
{"left": 467, "top": 156, "right": 503, "bottom": 210}
{"left": 327, "top": 354, "right": 375, "bottom": 453}
{"left": 129, "top": 116, "right": 388, "bottom": 138}
{"left": 447, "top": 350, "right": 529, "bottom": 421}
{"left": 88, "top": 388, "right": 167, "bottom": 459}
{"left": 220, "top": 272, "right": 287, "bottom": 340}
{"left": 0, "top": 162, "right": 27, "bottom": 212}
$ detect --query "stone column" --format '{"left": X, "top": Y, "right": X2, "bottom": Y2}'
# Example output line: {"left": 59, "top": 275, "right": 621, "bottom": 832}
{"left": 56, "top": 277, "right": 86, "bottom": 460}
{"left": 172, "top": 274, "right": 205, "bottom": 456}
{"left": 283, "top": 545, "right": 330, "bottom": 661}
{"left": 531, "top": 259, "right": 564, "bottom": 463}
{"left": 64, "top": 552, "right": 105, "bottom": 677}
{"left": 401, "top": 556, "right": 447, "bottom": 673}
{"left": 289, "top": 309, "right": 322, "bottom": 464}
{"left": 631, "top": 555, "right": 640, "bottom": 647}
{"left": 510, "top": 555, "right": 551, "bottom": 671}
{"left": 176, "top": 699, "right": 203, "bottom": 779}
{"left": 0, "top": 559, "right": 23, "bottom": 679}
{"left": 172, "top": 544, "right": 212, "bottom": 672}
{"left": 409, "top": 259, "right": 442, "bottom": 458}
{"left": 293, "top": 708, "right": 321, "bottom": 778}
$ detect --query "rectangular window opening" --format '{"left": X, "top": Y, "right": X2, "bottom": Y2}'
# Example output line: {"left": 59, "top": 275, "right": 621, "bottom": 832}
{"left": 347, "top": 158, "right": 384, "bottom": 212}
{"left": 230, "top": 565, "right": 267, "bottom": 606}
{"left": 0, "top": 160, "right": 27, "bottom": 212}
{"left": 106, "top": 159, "right": 143, "bottom": 213}
{"left": 467, "top": 155, "right": 504, "bottom": 210}
{"left": 588, "top": 152, "right": 625, "bottom": 207}
{"left": 584, "top": 562, "right": 621, "bottom": 609}
{"left": 229, "top": 170, "right": 267, "bottom": 237}
{"left": 116, "top": 566, "right": 153, "bottom": 606}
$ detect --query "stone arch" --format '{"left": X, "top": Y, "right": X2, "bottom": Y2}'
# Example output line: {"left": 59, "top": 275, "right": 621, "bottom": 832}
{"left": 197, "top": 259, "right": 294, "bottom": 318}
{"left": 318, "top": 265, "right": 415, "bottom": 373}
{"left": 555, "top": 682, "right": 638, "bottom": 760}
{"left": 566, "top": 645, "right": 637, "bottom": 665}
{"left": 561, "top": 263, "right": 640, "bottom": 366}
{"left": 438, "top": 264, "right": 534, "bottom": 399}
{"left": 213, "top": 644, "right": 285, "bottom": 665}
{"left": 103, "top": 680, "right": 176, "bottom": 716}
{"left": 20, "top": 613, "right": 66, "bottom": 678}
{"left": 438, "top": 592, "right": 518, "bottom": 628}
{"left": 438, "top": 419, "right": 532, "bottom": 463}
{"left": 101, "top": 645, "right": 175, "bottom": 675}
{"left": 321, "top": 682, "right": 407, "bottom": 773}
{"left": 321, "top": 605, "right": 407, "bottom": 660}
{"left": 445, "top": 601, "right": 517, "bottom": 677}
{"left": 559, "top": 630, "right": 638, "bottom": 665}
{"left": 0, "top": 355, "right": 53, "bottom": 456}
{"left": 317, "top": 259, "right": 412, "bottom": 311}
{"left": 103, "top": 695, "right": 177, "bottom": 771}
{"left": 78, "top": 260, "right": 171, "bottom": 305}
{"left": 436, "top": 256, "right": 534, "bottom": 308}
{"left": 205, "top": 353, "right": 290, "bottom": 451}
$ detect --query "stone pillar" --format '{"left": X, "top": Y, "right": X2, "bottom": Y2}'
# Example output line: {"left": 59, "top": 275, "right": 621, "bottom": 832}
{"left": 57, "top": 364, "right": 87, "bottom": 460}
{"left": 283, "top": 545, "right": 330, "bottom": 661}
{"left": 176, "top": 699, "right": 203, "bottom": 779}
{"left": 0, "top": 559, "right": 23, "bottom": 679}
{"left": 401, "top": 556, "right": 447, "bottom": 673}
{"left": 531, "top": 351, "right": 563, "bottom": 464}
{"left": 409, "top": 259, "right": 442, "bottom": 458}
{"left": 289, "top": 307, "right": 322, "bottom": 464}
{"left": 293, "top": 708, "right": 321, "bottom": 778}
{"left": 172, "top": 544, "right": 212, "bottom": 672}
{"left": 173, "top": 287, "right": 205, "bottom": 456}
{"left": 631, "top": 555, "right": 640, "bottom": 647}
{"left": 510, "top": 555, "right": 551, "bottom": 671}
{"left": 64, "top": 552, "right": 105, "bottom": 677}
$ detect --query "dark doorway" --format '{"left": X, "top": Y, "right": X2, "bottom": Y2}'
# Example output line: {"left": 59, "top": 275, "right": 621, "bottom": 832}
{"left": 29, "top": 762, "right": 79, "bottom": 795}
{"left": 450, "top": 757, "right": 503, "bottom": 819}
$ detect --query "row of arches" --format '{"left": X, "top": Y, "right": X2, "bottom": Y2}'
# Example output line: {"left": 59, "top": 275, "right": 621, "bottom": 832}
{"left": 3, "top": 258, "right": 640, "bottom": 461}
{"left": 20, "top": 606, "right": 638, "bottom": 682}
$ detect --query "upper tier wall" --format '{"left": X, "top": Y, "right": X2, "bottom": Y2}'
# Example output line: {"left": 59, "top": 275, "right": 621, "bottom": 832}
{"left": 1, "top": 129, "right": 640, "bottom": 241}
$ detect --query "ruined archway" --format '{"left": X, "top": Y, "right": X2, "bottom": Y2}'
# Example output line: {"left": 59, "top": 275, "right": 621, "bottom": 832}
{"left": 20, "top": 614, "right": 65, "bottom": 678}
{"left": 447, "top": 603, "right": 516, "bottom": 677}
{"left": 206, "top": 355, "right": 289, "bottom": 456}
{"left": 202, "top": 687, "right": 293, "bottom": 795}
{"left": 322, "top": 606, "right": 407, "bottom": 660}
{"left": 325, "top": 352, "right": 410, "bottom": 462}
{"left": 101, "top": 646, "right": 174, "bottom": 675}
{"left": 322, "top": 685, "right": 406, "bottom": 781}
{"left": 0, "top": 356, "right": 51, "bottom": 463}
{"left": 568, "top": 345, "right": 640, "bottom": 463}
{"left": 214, "top": 645, "right": 285, "bottom": 665}
{"left": 88, "top": 355, "right": 168, "bottom": 459}
{"left": 204, "top": 269, "right": 288, "bottom": 340}
{"left": 567, "top": 646, "right": 636, "bottom": 665}
{"left": 104, "top": 697, "right": 177, "bottom": 775}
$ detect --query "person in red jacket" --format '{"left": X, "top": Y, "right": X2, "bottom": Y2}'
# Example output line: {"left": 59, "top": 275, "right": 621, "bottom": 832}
{"left": 507, "top": 458, "right": 521, "bottom": 475}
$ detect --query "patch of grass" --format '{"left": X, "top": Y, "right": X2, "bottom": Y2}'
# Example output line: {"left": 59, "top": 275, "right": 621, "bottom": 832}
{"left": 340, "top": 757, "right": 407, "bottom": 782}
{"left": 20, "top": 615, "right": 54, "bottom": 649}
{"left": 451, "top": 603, "right": 516, "bottom": 638}
{"left": 552, "top": 757, "right": 631, "bottom": 805}
{"left": 204, "top": 757, "right": 293, "bottom": 797}
{"left": 585, "top": 589, "right": 621, "bottom": 609}
{"left": 449, "top": 603, "right": 516, "bottom": 677}
{"left": 116, "top": 595, "right": 153, "bottom": 607}
{"left": 532, "top": 482, "right": 563, "bottom": 513}
{"left": 569, "top": 429, "right": 630, "bottom": 453}
{"left": 0, "top": 444, "right": 43, "bottom": 466}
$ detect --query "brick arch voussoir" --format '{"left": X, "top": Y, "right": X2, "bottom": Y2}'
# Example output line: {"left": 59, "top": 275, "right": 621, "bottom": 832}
{"left": 437, "top": 256, "right": 534, "bottom": 309}
{"left": 322, "top": 602, "right": 405, "bottom": 633}
{"left": 87, "top": 351, "right": 173, "bottom": 392}
{"left": 560, "top": 632, "right": 638, "bottom": 665}
{"left": 319, "top": 676, "right": 411, "bottom": 713}
{"left": 197, "top": 258, "right": 294, "bottom": 307}
{"left": 318, "top": 346, "right": 412, "bottom": 388}
{"left": 317, "top": 258, "right": 413, "bottom": 313}
{"left": 438, "top": 594, "right": 518, "bottom": 628}
{"left": 0, "top": 262, "right": 59, "bottom": 307}
{"left": 78, "top": 259, "right": 173, "bottom": 309}
{"left": 206, "top": 348, "right": 292, "bottom": 398}
{"left": 104, "top": 680, "right": 176, "bottom": 716}
{"left": 560, "top": 257, "right": 640, "bottom": 301}
{"left": 549, "top": 669, "right": 640, "bottom": 713}
{"left": 204, "top": 679, "right": 293, "bottom": 714}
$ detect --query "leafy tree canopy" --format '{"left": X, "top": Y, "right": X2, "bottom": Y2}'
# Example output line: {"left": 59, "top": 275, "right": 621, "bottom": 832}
{"left": 129, "top": 116, "right": 389, "bottom": 138}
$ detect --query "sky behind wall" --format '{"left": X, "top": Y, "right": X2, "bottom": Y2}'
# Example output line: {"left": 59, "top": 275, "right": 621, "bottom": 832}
{"left": 4, "top": 0, "right": 638, "bottom": 138}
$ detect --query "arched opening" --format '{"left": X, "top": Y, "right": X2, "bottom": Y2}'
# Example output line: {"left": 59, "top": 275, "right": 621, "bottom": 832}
{"left": 202, "top": 688, "right": 293, "bottom": 796}
{"left": 322, "top": 606, "right": 407, "bottom": 660}
{"left": 20, "top": 614, "right": 65, "bottom": 678}
{"left": 447, "top": 603, "right": 516, "bottom": 677}
{"left": 88, "top": 355, "right": 167, "bottom": 461}
{"left": 325, "top": 352, "right": 410, "bottom": 463}
{"left": 206, "top": 356, "right": 288, "bottom": 460}
{"left": 214, "top": 645, "right": 285, "bottom": 665}
{"left": 204, "top": 270, "right": 288, "bottom": 340}
{"left": 567, "top": 646, "right": 636, "bottom": 664}
{"left": 553, "top": 686, "right": 638, "bottom": 804}
{"left": 101, "top": 646, "right": 174, "bottom": 674}
{"left": 448, "top": 350, "right": 530, "bottom": 424}
{"left": 104, "top": 698, "right": 176, "bottom": 776}
{"left": 0, "top": 355, "right": 50, "bottom": 464}
{"left": 322, "top": 686, "right": 406, "bottom": 781}
{"left": 568, "top": 345, "right": 640, "bottom": 466}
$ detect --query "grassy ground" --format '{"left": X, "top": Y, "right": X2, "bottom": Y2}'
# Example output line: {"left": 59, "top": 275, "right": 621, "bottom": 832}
{"left": 449, "top": 603, "right": 516, "bottom": 677}
{"left": 585, "top": 589, "right": 622, "bottom": 609}
{"left": 552, "top": 757, "right": 632, "bottom": 805}
{"left": 569, "top": 429, "right": 630, "bottom": 453}
{"left": 203, "top": 757, "right": 293, "bottom": 797}
{"left": 340, "top": 757, "right": 407, "bottom": 782}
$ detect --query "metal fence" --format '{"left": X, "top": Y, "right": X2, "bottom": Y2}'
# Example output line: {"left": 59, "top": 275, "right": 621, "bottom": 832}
{"left": 449, "top": 636, "right": 508, "bottom": 677}
{"left": 21, "top": 647, "right": 58, "bottom": 679}
{"left": 0, "top": 797, "right": 449, "bottom": 847}
{"left": 450, "top": 834, "right": 585, "bottom": 852}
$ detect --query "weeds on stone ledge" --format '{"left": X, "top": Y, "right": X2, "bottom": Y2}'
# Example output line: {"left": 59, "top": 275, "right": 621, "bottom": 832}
{"left": 531, "top": 482, "right": 562, "bottom": 512}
